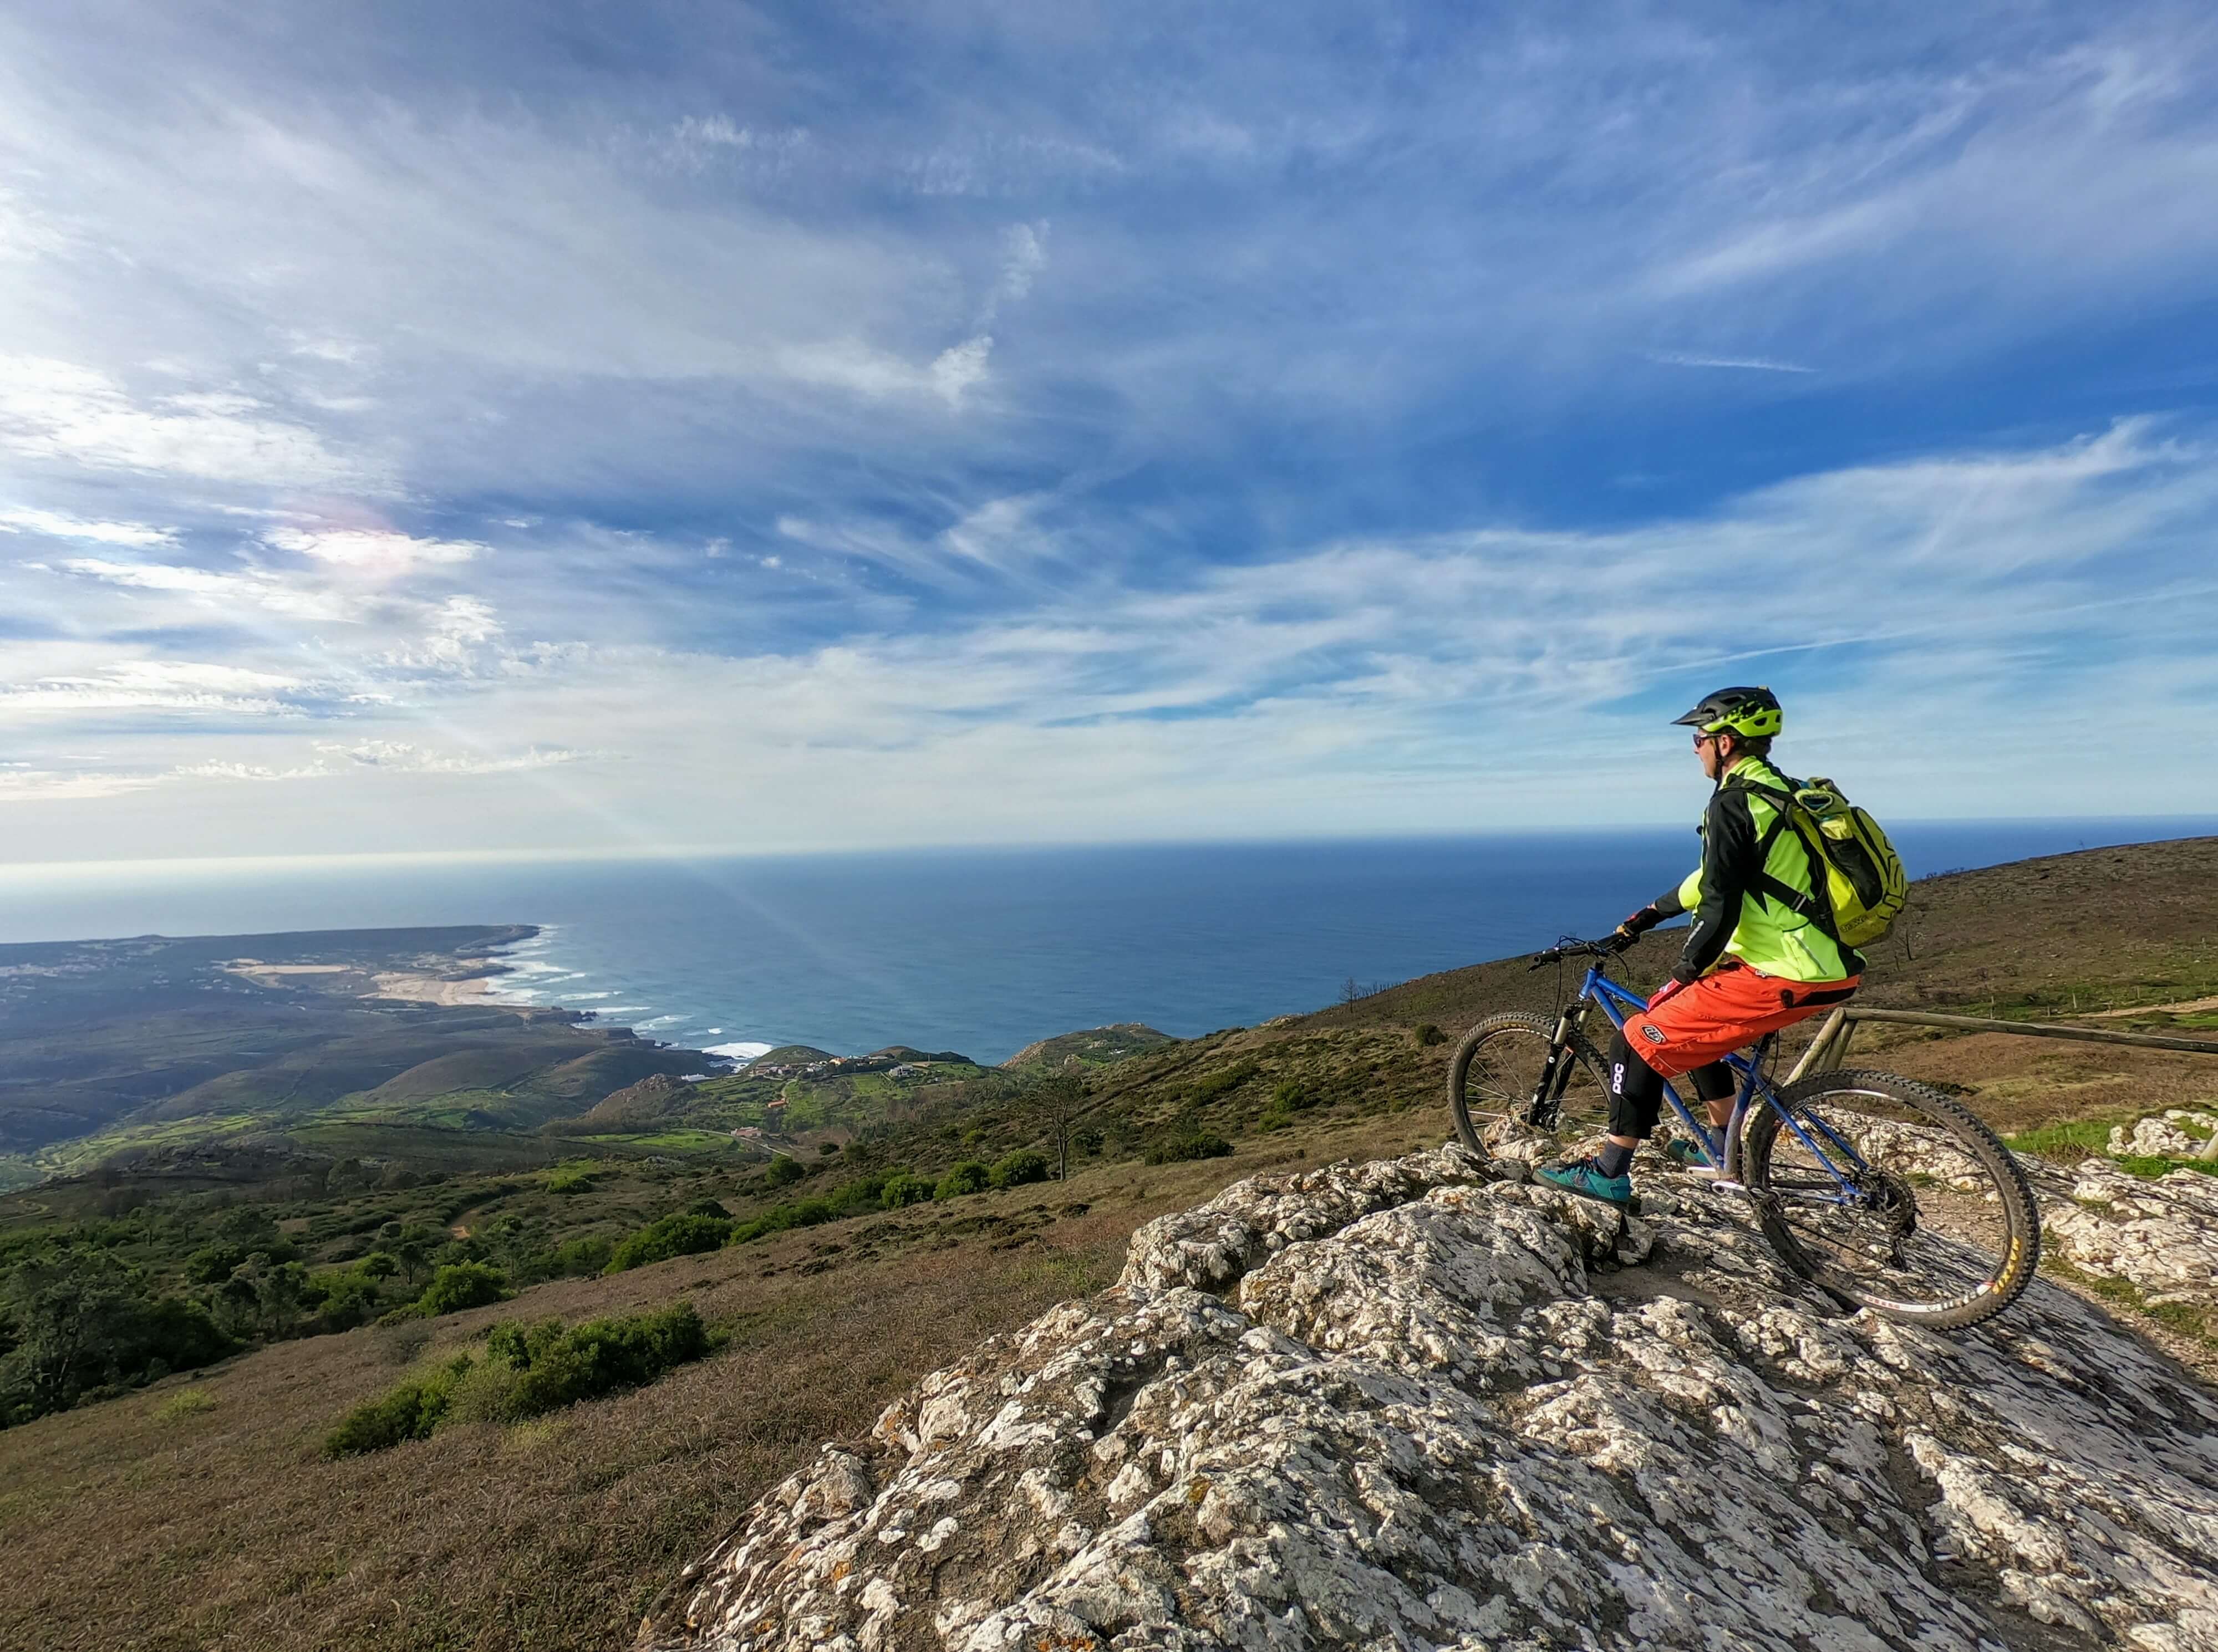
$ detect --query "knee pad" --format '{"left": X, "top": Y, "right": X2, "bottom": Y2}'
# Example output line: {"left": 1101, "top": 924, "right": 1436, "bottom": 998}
{"left": 1606, "top": 1029, "right": 1666, "bottom": 1139}
{"left": 1690, "top": 1062, "right": 1737, "bottom": 1104}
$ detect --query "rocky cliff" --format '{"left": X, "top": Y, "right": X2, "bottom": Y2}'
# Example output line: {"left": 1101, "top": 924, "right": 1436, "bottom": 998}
{"left": 642, "top": 1136, "right": 2218, "bottom": 1652}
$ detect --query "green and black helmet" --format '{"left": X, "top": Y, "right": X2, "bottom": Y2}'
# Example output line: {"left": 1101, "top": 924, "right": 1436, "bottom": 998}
{"left": 1672, "top": 685, "right": 1783, "bottom": 739}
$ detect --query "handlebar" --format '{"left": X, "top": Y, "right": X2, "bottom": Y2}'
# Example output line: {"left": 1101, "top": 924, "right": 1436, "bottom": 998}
{"left": 1528, "top": 934, "right": 1632, "bottom": 971}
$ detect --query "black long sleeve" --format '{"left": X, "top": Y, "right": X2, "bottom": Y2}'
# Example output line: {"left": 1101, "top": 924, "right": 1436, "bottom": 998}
{"left": 1673, "top": 787, "right": 1761, "bottom": 984}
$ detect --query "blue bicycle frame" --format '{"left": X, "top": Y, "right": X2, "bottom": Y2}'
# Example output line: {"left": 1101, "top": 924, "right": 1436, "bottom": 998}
{"left": 1573, "top": 962, "right": 1871, "bottom": 1202}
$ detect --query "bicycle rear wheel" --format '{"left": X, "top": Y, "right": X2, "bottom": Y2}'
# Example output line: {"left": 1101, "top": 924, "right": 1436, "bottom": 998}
{"left": 1447, "top": 1012, "right": 1610, "bottom": 1156}
{"left": 1744, "top": 1068, "right": 2039, "bottom": 1329}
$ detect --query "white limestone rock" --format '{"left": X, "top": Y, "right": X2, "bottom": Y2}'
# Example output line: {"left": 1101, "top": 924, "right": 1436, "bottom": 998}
{"left": 644, "top": 1143, "right": 2218, "bottom": 1652}
{"left": 2107, "top": 1110, "right": 2218, "bottom": 1160}
{"left": 2047, "top": 1157, "right": 2218, "bottom": 1303}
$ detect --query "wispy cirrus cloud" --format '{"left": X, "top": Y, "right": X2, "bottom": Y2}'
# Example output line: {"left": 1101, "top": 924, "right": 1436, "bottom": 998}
{"left": 0, "top": 358, "right": 371, "bottom": 488}
{"left": 0, "top": 507, "right": 175, "bottom": 546}
{"left": 3, "top": 4, "right": 2218, "bottom": 858}
{"left": 1645, "top": 351, "right": 1818, "bottom": 374}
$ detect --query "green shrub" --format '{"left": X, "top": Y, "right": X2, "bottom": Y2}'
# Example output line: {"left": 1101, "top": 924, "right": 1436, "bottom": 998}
{"left": 324, "top": 1354, "right": 471, "bottom": 1457}
{"left": 312, "top": 1270, "right": 387, "bottom": 1332}
{"left": 1415, "top": 1023, "right": 1446, "bottom": 1047}
{"left": 604, "top": 1213, "right": 732, "bottom": 1274}
{"left": 184, "top": 1243, "right": 246, "bottom": 1286}
{"left": 683, "top": 1196, "right": 731, "bottom": 1218}
{"left": 328, "top": 1305, "right": 717, "bottom": 1456}
{"left": 728, "top": 1197, "right": 838, "bottom": 1244}
{"left": 763, "top": 1156, "right": 805, "bottom": 1187}
{"left": 415, "top": 1262, "right": 511, "bottom": 1317}
{"left": 1145, "top": 1131, "right": 1234, "bottom": 1165}
{"left": 1254, "top": 1078, "right": 1321, "bottom": 1134}
{"left": 990, "top": 1149, "right": 1051, "bottom": 1189}
{"left": 456, "top": 1303, "right": 715, "bottom": 1425}
{"left": 545, "top": 1164, "right": 598, "bottom": 1195}
{"left": 548, "top": 1234, "right": 614, "bottom": 1276}
{"left": 879, "top": 1171, "right": 933, "bottom": 1209}
{"left": 935, "top": 1160, "right": 990, "bottom": 1200}
{"left": 154, "top": 1385, "right": 218, "bottom": 1422}
{"left": 1189, "top": 1062, "right": 1260, "bottom": 1105}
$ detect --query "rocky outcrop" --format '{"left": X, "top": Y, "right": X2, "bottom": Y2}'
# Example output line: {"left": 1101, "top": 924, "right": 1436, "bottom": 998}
{"left": 2109, "top": 1111, "right": 2218, "bottom": 1161}
{"left": 644, "top": 1143, "right": 2218, "bottom": 1652}
{"left": 2046, "top": 1157, "right": 2218, "bottom": 1307}
{"left": 562, "top": 1072, "right": 695, "bottom": 1130}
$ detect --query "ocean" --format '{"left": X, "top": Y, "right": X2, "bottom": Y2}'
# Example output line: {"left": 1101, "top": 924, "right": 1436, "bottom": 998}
{"left": 2, "top": 820, "right": 2210, "bottom": 1064}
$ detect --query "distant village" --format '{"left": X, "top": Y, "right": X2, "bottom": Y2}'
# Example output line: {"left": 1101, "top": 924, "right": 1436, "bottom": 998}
{"left": 728, "top": 1052, "right": 937, "bottom": 1141}
{"left": 743, "top": 1054, "right": 933, "bottom": 1082}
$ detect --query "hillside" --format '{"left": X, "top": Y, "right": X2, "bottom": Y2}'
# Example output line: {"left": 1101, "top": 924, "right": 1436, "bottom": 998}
{"left": 1003, "top": 1023, "right": 1176, "bottom": 1072}
{"left": 3, "top": 837, "right": 2217, "bottom": 1652}
{"left": 648, "top": 1145, "right": 2218, "bottom": 1652}
{"left": 0, "top": 926, "right": 711, "bottom": 1189}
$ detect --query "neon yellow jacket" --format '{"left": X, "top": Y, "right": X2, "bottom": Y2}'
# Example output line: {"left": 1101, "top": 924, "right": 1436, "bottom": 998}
{"left": 1652, "top": 754, "right": 1861, "bottom": 985}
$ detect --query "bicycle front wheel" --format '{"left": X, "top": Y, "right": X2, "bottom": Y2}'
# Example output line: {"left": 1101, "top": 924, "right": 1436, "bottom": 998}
{"left": 1447, "top": 1011, "right": 1610, "bottom": 1156}
{"left": 1744, "top": 1068, "right": 2040, "bottom": 1329}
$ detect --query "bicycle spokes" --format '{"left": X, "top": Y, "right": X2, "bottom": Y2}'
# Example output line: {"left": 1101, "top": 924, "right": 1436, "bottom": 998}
{"left": 1746, "top": 1071, "right": 2039, "bottom": 1328}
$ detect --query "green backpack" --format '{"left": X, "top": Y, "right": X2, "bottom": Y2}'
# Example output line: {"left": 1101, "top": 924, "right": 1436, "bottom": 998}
{"left": 1742, "top": 775, "right": 1910, "bottom": 950}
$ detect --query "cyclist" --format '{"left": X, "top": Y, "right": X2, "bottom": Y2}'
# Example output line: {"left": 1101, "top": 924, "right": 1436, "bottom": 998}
{"left": 1537, "top": 686, "right": 1861, "bottom": 1206}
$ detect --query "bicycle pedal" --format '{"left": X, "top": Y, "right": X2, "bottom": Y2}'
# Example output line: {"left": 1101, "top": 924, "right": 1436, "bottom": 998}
{"left": 1696, "top": 1175, "right": 1747, "bottom": 1192}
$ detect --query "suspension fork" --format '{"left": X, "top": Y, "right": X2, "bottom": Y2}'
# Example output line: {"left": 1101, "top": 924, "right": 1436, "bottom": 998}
{"left": 1530, "top": 999, "right": 1594, "bottom": 1121}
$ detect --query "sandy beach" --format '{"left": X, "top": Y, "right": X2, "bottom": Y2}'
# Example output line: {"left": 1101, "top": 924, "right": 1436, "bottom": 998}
{"left": 368, "top": 970, "right": 500, "bottom": 1007}
{"left": 224, "top": 958, "right": 505, "bottom": 1008}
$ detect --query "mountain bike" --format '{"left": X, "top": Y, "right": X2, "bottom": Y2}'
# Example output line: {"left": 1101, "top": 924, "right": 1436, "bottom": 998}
{"left": 1447, "top": 935, "right": 2041, "bottom": 1329}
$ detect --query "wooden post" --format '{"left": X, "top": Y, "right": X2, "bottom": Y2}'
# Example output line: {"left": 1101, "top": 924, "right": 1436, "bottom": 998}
{"left": 1783, "top": 1007, "right": 1848, "bottom": 1087}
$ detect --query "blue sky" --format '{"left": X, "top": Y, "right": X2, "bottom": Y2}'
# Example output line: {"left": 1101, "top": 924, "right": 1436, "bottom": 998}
{"left": 3, "top": 1, "right": 2217, "bottom": 863}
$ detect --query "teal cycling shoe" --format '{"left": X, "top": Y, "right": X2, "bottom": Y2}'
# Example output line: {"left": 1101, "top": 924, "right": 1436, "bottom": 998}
{"left": 1664, "top": 1135, "right": 1720, "bottom": 1170}
{"left": 1534, "top": 1158, "right": 1634, "bottom": 1207}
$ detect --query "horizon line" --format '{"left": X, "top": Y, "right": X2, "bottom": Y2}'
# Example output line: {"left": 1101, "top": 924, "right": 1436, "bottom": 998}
{"left": 3, "top": 814, "right": 2215, "bottom": 883}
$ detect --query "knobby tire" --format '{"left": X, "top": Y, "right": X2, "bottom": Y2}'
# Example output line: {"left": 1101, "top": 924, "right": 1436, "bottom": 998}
{"left": 1743, "top": 1067, "right": 2041, "bottom": 1329}
{"left": 1448, "top": 1011, "right": 1610, "bottom": 1157}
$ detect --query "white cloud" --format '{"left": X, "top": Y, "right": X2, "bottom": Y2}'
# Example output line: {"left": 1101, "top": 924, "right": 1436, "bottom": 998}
{"left": 57, "top": 555, "right": 360, "bottom": 623}
{"left": 0, "top": 656, "right": 308, "bottom": 718}
{"left": 999, "top": 223, "right": 1048, "bottom": 303}
{"left": 263, "top": 525, "right": 485, "bottom": 574}
{"left": 0, "top": 768, "right": 157, "bottom": 800}
{"left": 171, "top": 759, "right": 327, "bottom": 782}
{"left": 0, "top": 507, "right": 175, "bottom": 546}
{"left": 930, "top": 336, "right": 993, "bottom": 406}
{"left": 316, "top": 739, "right": 584, "bottom": 774}
{"left": 0, "top": 357, "right": 367, "bottom": 487}
{"left": 165, "top": 741, "right": 586, "bottom": 782}
{"left": 1645, "top": 351, "right": 1817, "bottom": 374}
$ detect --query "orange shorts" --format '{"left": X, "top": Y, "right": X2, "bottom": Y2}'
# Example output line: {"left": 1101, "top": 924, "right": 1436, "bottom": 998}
{"left": 1621, "top": 962, "right": 1858, "bottom": 1078}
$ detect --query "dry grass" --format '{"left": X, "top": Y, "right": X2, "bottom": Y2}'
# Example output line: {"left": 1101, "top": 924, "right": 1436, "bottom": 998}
{"left": 0, "top": 1111, "right": 1443, "bottom": 1652}
{"left": 14, "top": 839, "right": 2218, "bottom": 1652}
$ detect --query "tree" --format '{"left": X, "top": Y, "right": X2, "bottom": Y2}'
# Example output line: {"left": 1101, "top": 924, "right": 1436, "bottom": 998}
{"left": 391, "top": 1225, "right": 440, "bottom": 1286}
{"left": 1024, "top": 1068, "right": 1091, "bottom": 1182}
{"left": 1, "top": 1251, "right": 137, "bottom": 1419}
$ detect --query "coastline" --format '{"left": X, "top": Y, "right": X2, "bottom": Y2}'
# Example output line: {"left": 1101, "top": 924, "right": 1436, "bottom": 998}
{"left": 368, "top": 967, "right": 502, "bottom": 1007}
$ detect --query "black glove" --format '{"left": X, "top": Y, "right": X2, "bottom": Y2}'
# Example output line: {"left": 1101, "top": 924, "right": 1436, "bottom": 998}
{"left": 1611, "top": 905, "right": 1665, "bottom": 950}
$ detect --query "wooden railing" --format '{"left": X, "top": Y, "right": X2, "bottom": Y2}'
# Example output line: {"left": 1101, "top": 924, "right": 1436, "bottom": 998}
{"left": 1784, "top": 1005, "right": 2218, "bottom": 1160}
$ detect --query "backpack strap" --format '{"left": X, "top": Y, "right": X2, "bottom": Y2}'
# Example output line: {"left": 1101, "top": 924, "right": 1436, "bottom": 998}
{"left": 1728, "top": 776, "right": 1841, "bottom": 940}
